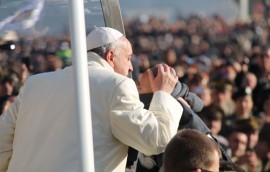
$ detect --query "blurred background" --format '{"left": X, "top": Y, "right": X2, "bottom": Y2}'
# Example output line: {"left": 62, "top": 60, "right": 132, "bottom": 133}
{"left": 0, "top": 0, "right": 255, "bottom": 35}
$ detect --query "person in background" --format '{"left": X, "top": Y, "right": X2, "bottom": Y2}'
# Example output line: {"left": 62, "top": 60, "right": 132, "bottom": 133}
{"left": 235, "top": 71, "right": 259, "bottom": 113}
{"left": 0, "top": 74, "right": 20, "bottom": 114}
{"left": 236, "top": 117, "right": 261, "bottom": 150}
{"left": 45, "top": 52, "right": 63, "bottom": 72}
{"left": 235, "top": 71, "right": 257, "bottom": 91}
{"left": 0, "top": 27, "right": 183, "bottom": 172}
{"left": 233, "top": 118, "right": 262, "bottom": 172}
{"left": 194, "top": 85, "right": 212, "bottom": 107}
{"left": 199, "top": 104, "right": 229, "bottom": 152}
{"left": 227, "top": 129, "right": 248, "bottom": 162}
{"left": 251, "top": 48, "right": 270, "bottom": 113}
{"left": 233, "top": 87, "right": 255, "bottom": 119}
{"left": 221, "top": 87, "right": 255, "bottom": 137}
{"left": 260, "top": 91, "right": 270, "bottom": 123}
{"left": 162, "top": 129, "right": 221, "bottom": 172}
{"left": 255, "top": 123, "right": 270, "bottom": 172}
{"left": 210, "top": 78, "right": 235, "bottom": 117}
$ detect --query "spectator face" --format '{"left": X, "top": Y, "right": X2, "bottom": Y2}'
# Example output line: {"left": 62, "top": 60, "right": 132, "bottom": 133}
{"left": 138, "top": 54, "right": 150, "bottom": 71}
{"left": 165, "top": 49, "right": 177, "bottom": 66}
{"left": 212, "top": 89, "right": 231, "bottom": 107}
{"left": 235, "top": 95, "right": 253, "bottom": 118}
{"left": 34, "top": 54, "right": 47, "bottom": 73}
{"left": 255, "top": 140, "right": 270, "bottom": 160}
{"left": 207, "top": 119, "right": 222, "bottom": 135}
{"left": 244, "top": 73, "right": 257, "bottom": 90}
{"left": 261, "top": 51, "right": 270, "bottom": 73}
{"left": 225, "top": 65, "right": 237, "bottom": 81}
{"left": 254, "top": 123, "right": 270, "bottom": 160}
{"left": 198, "top": 86, "right": 212, "bottom": 106}
{"left": 0, "top": 81, "right": 14, "bottom": 97}
{"left": 228, "top": 131, "right": 248, "bottom": 158}
{"left": 263, "top": 96, "right": 270, "bottom": 115}
{"left": 46, "top": 54, "right": 63, "bottom": 71}
{"left": 247, "top": 131, "right": 259, "bottom": 149}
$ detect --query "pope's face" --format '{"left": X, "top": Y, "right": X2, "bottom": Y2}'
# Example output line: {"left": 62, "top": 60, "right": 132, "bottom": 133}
{"left": 113, "top": 38, "right": 133, "bottom": 77}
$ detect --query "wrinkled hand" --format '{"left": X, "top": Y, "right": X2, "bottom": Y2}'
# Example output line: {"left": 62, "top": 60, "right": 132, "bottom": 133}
{"left": 147, "top": 64, "right": 178, "bottom": 94}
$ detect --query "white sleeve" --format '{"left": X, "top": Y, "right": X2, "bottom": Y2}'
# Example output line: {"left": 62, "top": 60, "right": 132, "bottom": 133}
{"left": 109, "top": 79, "right": 183, "bottom": 155}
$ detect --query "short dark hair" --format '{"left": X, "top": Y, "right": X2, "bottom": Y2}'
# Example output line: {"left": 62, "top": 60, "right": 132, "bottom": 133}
{"left": 199, "top": 104, "right": 224, "bottom": 121}
{"left": 235, "top": 117, "right": 261, "bottom": 134}
{"left": 163, "top": 129, "right": 221, "bottom": 172}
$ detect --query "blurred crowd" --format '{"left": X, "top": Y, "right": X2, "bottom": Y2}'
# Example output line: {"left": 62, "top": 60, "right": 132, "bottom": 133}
{"left": 0, "top": 1, "right": 270, "bottom": 171}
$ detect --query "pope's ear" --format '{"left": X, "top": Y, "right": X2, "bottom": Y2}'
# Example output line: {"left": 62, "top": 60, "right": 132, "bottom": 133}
{"left": 105, "top": 50, "right": 114, "bottom": 66}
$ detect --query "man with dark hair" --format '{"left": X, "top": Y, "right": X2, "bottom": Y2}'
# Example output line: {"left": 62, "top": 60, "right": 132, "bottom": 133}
{"left": 163, "top": 129, "right": 221, "bottom": 172}
{"left": 199, "top": 104, "right": 229, "bottom": 151}
{"left": 231, "top": 118, "right": 262, "bottom": 171}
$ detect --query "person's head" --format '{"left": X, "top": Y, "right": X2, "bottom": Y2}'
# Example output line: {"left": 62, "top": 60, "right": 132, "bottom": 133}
{"left": 163, "top": 129, "right": 221, "bottom": 172}
{"left": 236, "top": 117, "right": 261, "bottom": 149}
{"left": 199, "top": 104, "right": 224, "bottom": 135}
{"left": 262, "top": 92, "right": 270, "bottom": 116}
{"left": 211, "top": 79, "right": 234, "bottom": 106}
{"left": 260, "top": 48, "right": 270, "bottom": 73}
{"left": 45, "top": 52, "right": 63, "bottom": 72}
{"left": 243, "top": 72, "right": 257, "bottom": 90}
{"left": 255, "top": 123, "right": 270, "bottom": 160}
{"left": 194, "top": 86, "right": 212, "bottom": 107}
{"left": 164, "top": 48, "right": 177, "bottom": 67}
{"left": 227, "top": 130, "right": 248, "bottom": 158}
{"left": 232, "top": 87, "right": 253, "bottom": 118}
{"left": 86, "top": 27, "right": 133, "bottom": 76}
{"left": 0, "top": 77, "right": 14, "bottom": 97}
{"left": 0, "top": 74, "right": 19, "bottom": 97}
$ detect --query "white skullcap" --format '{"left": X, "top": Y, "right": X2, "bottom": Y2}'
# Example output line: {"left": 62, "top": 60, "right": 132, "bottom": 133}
{"left": 86, "top": 27, "right": 123, "bottom": 51}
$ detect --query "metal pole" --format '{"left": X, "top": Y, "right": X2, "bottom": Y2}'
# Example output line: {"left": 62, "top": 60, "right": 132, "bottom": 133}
{"left": 68, "top": 0, "right": 95, "bottom": 171}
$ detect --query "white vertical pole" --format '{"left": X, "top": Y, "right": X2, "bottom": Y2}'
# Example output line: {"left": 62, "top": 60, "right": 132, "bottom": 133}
{"left": 68, "top": 0, "right": 95, "bottom": 172}
{"left": 239, "top": 0, "right": 249, "bottom": 22}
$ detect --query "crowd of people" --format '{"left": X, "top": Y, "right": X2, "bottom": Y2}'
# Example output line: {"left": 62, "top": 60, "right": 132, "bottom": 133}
{"left": 0, "top": 1, "right": 270, "bottom": 172}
